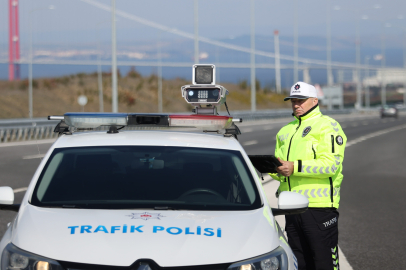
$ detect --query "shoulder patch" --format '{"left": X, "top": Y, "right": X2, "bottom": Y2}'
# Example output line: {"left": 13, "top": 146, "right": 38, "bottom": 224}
{"left": 336, "top": 135, "right": 343, "bottom": 145}
{"left": 302, "top": 126, "right": 312, "bottom": 137}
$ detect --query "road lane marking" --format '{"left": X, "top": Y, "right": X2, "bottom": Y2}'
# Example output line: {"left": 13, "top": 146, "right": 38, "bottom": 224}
{"left": 362, "top": 121, "right": 368, "bottom": 125}
{"left": 13, "top": 187, "right": 28, "bottom": 193}
{"left": 22, "top": 154, "right": 46, "bottom": 159}
{"left": 351, "top": 123, "right": 359, "bottom": 127}
{"left": 243, "top": 140, "right": 258, "bottom": 146}
{"left": 338, "top": 246, "right": 354, "bottom": 270}
{"left": 263, "top": 126, "right": 273, "bottom": 130}
{"left": 242, "top": 128, "right": 253, "bottom": 133}
{"left": 346, "top": 124, "right": 406, "bottom": 147}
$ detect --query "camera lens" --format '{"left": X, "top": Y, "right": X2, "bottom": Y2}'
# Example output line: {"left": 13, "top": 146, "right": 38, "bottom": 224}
{"left": 212, "top": 89, "right": 219, "bottom": 97}
{"left": 188, "top": 91, "right": 194, "bottom": 96}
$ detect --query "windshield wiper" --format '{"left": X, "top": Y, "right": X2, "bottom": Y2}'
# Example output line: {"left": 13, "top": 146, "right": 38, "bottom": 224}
{"left": 62, "top": 205, "right": 77, "bottom": 208}
{"left": 154, "top": 206, "right": 180, "bottom": 210}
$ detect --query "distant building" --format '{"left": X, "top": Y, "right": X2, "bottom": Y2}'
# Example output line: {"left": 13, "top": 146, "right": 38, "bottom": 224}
{"left": 363, "top": 68, "right": 406, "bottom": 87}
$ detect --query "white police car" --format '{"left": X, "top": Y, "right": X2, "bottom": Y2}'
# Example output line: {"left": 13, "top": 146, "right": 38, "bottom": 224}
{"left": 0, "top": 65, "right": 308, "bottom": 270}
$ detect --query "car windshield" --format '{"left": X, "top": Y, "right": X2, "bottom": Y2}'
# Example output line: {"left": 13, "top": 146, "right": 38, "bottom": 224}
{"left": 31, "top": 146, "right": 262, "bottom": 210}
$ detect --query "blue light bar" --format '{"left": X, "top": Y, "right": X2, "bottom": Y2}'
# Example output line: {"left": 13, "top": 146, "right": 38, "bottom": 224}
{"left": 64, "top": 113, "right": 128, "bottom": 128}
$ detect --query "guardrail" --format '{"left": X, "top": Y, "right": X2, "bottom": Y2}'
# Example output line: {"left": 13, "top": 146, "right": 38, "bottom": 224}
{"left": 0, "top": 125, "right": 58, "bottom": 143}
{"left": 0, "top": 108, "right": 366, "bottom": 143}
{"left": 226, "top": 108, "right": 354, "bottom": 121}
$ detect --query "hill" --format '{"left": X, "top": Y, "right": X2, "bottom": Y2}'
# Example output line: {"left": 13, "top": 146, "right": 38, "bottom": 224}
{"left": 0, "top": 68, "right": 290, "bottom": 119}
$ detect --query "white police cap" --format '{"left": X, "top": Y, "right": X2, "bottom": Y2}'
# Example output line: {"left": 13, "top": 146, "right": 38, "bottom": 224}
{"left": 284, "top": 81, "right": 318, "bottom": 101}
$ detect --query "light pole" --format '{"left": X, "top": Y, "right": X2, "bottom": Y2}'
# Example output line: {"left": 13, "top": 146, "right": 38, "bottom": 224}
{"left": 388, "top": 17, "right": 406, "bottom": 106}
{"left": 326, "top": 0, "right": 333, "bottom": 87}
{"left": 380, "top": 22, "right": 390, "bottom": 106}
{"left": 355, "top": 18, "right": 362, "bottom": 109}
{"left": 293, "top": 0, "right": 299, "bottom": 82}
{"left": 97, "top": 36, "right": 104, "bottom": 112}
{"left": 274, "top": 30, "right": 281, "bottom": 94}
{"left": 194, "top": 0, "right": 199, "bottom": 64}
{"left": 403, "top": 27, "right": 406, "bottom": 107}
{"left": 362, "top": 14, "right": 390, "bottom": 106}
{"left": 250, "top": 0, "right": 256, "bottom": 112}
{"left": 111, "top": 0, "right": 118, "bottom": 113}
{"left": 157, "top": 31, "right": 163, "bottom": 113}
{"left": 365, "top": 56, "right": 370, "bottom": 108}
{"left": 28, "top": 5, "right": 55, "bottom": 119}
{"left": 334, "top": 5, "right": 381, "bottom": 109}
{"left": 96, "top": 20, "right": 110, "bottom": 113}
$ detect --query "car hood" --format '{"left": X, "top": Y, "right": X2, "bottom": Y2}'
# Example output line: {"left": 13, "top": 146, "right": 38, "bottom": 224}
{"left": 12, "top": 205, "right": 279, "bottom": 267}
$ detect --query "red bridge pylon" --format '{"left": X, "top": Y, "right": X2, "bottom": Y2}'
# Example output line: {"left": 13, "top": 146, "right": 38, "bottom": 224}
{"left": 9, "top": 0, "right": 20, "bottom": 81}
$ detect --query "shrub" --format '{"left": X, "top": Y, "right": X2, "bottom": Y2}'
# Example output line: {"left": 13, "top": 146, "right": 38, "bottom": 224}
{"left": 127, "top": 66, "right": 141, "bottom": 78}
{"left": 239, "top": 80, "right": 248, "bottom": 90}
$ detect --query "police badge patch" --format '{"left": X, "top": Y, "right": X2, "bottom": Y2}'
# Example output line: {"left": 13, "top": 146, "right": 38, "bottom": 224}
{"left": 302, "top": 126, "right": 312, "bottom": 137}
{"left": 336, "top": 135, "right": 343, "bottom": 145}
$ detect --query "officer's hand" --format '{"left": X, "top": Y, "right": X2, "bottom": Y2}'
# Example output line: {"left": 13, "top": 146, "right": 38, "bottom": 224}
{"left": 276, "top": 157, "right": 294, "bottom": 177}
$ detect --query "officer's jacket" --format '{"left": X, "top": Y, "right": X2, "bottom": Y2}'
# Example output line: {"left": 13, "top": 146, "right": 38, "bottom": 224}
{"left": 270, "top": 104, "right": 346, "bottom": 208}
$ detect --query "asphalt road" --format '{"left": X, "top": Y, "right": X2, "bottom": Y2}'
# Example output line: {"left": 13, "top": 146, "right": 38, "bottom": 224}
{"left": 0, "top": 112, "right": 405, "bottom": 269}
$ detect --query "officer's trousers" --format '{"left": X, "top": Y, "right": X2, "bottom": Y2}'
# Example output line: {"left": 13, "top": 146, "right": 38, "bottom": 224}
{"left": 285, "top": 208, "right": 339, "bottom": 270}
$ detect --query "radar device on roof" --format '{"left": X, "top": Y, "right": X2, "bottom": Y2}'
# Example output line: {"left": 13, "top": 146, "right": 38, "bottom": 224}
{"left": 181, "top": 64, "right": 228, "bottom": 115}
{"left": 48, "top": 65, "right": 240, "bottom": 136}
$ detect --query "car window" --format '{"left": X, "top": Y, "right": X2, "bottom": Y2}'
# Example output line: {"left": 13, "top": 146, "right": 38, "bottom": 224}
{"left": 31, "top": 146, "right": 262, "bottom": 210}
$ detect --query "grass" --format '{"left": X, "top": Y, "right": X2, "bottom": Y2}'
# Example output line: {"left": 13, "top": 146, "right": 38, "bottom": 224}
{"left": 0, "top": 70, "right": 290, "bottom": 119}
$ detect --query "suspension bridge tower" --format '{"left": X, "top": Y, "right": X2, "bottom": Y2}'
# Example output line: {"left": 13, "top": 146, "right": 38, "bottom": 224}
{"left": 9, "top": 0, "right": 20, "bottom": 81}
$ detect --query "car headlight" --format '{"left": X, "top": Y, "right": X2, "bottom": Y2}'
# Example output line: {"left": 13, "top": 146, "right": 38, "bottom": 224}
{"left": 1, "top": 243, "right": 63, "bottom": 270}
{"left": 227, "top": 246, "right": 288, "bottom": 270}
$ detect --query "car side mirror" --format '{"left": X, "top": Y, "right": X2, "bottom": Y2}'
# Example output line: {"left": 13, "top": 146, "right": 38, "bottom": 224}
{"left": 0, "top": 187, "right": 20, "bottom": 212}
{"left": 0, "top": 187, "right": 14, "bottom": 205}
{"left": 272, "top": 191, "right": 309, "bottom": 216}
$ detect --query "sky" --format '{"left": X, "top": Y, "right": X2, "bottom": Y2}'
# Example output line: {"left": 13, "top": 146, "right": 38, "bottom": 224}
{"left": 1, "top": 0, "right": 406, "bottom": 82}
{"left": 1, "top": 0, "right": 406, "bottom": 45}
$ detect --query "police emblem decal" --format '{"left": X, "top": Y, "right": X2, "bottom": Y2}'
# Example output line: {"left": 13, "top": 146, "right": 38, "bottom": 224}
{"left": 294, "top": 84, "right": 300, "bottom": 90}
{"left": 126, "top": 212, "right": 165, "bottom": 220}
{"left": 302, "top": 126, "right": 312, "bottom": 137}
{"left": 336, "top": 135, "right": 343, "bottom": 145}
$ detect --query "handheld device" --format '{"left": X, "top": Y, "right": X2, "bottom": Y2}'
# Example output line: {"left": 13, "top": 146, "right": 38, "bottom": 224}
{"left": 248, "top": 155, "right": 283, "bottom": 174}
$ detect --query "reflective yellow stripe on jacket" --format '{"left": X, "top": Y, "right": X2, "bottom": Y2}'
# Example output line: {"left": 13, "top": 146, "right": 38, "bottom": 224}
{"left": 270, "top": 104, "right": 346, "bottom": 208}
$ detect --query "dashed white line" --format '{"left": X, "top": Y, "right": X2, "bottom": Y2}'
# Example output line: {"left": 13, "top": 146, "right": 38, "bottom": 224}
{"left": 242, "top": 128, "right": 253, "bottom": 133}
{"left": 243, "top": 140, "right": 258, "bottom": 146}
{"left": 22, "top": 154, "right": 46, "bottom": 159}
{"left": 263, "top": 126, "right": 273, "bottom": 130}
{"left": 13, "top": 187, "right": 28, "bottom": 193}
{"left": 362, "top": 121, "right": 368, "bottom": 125}
{"left": 351, "top": 123, "right": 359, "bottom": 127}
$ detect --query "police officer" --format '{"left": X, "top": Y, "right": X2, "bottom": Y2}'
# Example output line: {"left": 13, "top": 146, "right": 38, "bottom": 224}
{"left": 270, "top": 82, "right": 346, "bottom": 270}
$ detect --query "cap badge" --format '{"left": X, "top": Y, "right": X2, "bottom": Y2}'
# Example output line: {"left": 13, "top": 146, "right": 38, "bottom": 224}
{"left": 294, "top": 84, "right": 300, "bottom": 90}
{"left": 302, "top": 126, "right": 312, "bottom": 137}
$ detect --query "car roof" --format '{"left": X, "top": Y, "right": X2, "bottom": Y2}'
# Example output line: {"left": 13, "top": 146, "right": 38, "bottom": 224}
{"left": 52, "top": 130, "right": 244, "bottom": 151}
